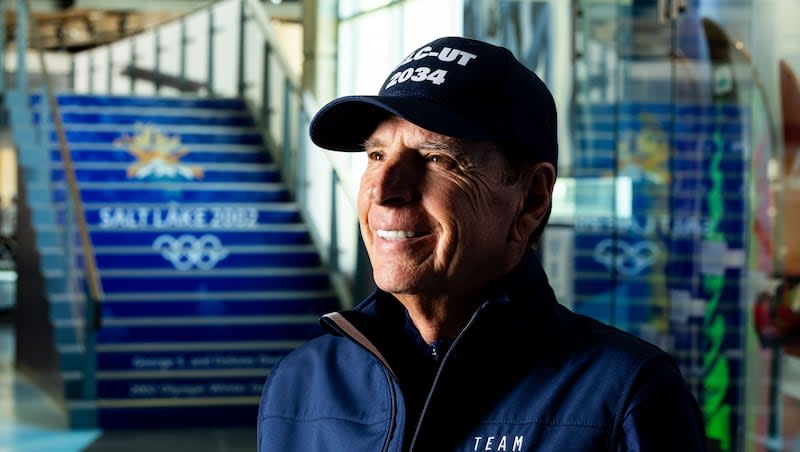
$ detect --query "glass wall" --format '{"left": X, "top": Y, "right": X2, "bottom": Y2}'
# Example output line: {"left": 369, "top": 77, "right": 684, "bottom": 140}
{"left": 562, "top": 2, "right": 748, "bottom": 450}
{"left": 337, "top": 0, "right": 800, "bottom": 451}
{"left": 337, "top": 0, "right": 464, "bottom": 96}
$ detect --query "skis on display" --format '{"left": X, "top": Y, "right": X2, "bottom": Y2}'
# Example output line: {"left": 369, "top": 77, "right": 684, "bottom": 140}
{"left": 778, "top": 60, "right": 800, "bottom": 447}
{"left": 701, "top": 17, "right": 778, "bottom": 452}
{"left": 779, "top": 60, "right": 800, "bottom": 281}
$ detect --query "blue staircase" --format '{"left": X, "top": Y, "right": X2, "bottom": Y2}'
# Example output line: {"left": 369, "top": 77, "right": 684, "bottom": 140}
{"left": 6, "top": 92, "right": 340, "bottom": 428}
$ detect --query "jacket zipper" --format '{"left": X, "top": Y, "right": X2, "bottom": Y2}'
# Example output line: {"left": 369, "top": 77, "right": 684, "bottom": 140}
{"left": 407, "top": 302, "right": 491, "bottom": 452}
{"left": 321, "top": 313, "right": 399, "bottom": 452}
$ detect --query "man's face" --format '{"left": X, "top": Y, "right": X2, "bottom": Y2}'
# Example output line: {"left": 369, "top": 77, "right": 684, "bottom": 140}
{"left": 358, "top": 117, "right": 530, "bottom": 301}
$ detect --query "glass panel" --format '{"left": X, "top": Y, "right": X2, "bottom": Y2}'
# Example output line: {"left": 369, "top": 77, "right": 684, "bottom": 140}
{"left": 566, "top": 2, "right": 800, "bottom": 451}
{"left": 110, "top": 40, "right": 133, "bottom": 95}
{"left": 157, "top": 21, "right": 183, "bottom": 96}
{"left": 339, "top": 0, "right": 397, "bottom": 19}
{"left": 337, "top": 0, "right": 463, "bottom": 97}
{"left": 73, "top": 52, "right": 90, "bottom": 93}
{"left": 212, "top": 0, "right": 240, "bottom": 97}
{"left": 184, "top": 12, "right": 210, "bottom": 96}
{"left": 132, "top": 32, "right": 156, "bottom": 95}
{"left": 571, "top": 2, "right": 752, "bottom": 451}
{"left": 91, "top": 47, "right": 109, "bottom": 94}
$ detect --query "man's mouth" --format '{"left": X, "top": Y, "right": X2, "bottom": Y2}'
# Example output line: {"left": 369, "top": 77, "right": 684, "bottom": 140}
{"left": 376, "top": 229, "right": 419, "bottom": 240}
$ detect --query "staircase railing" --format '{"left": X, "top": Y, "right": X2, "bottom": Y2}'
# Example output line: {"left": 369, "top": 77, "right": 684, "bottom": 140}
{"left": 23, "top": 0, "right": 105, "bottom": 319}
{"left": 12, "top": 0, "right": 104, "bottom": 403}
{"left": 68, "top": 0, "right": 361, "bottom": 308}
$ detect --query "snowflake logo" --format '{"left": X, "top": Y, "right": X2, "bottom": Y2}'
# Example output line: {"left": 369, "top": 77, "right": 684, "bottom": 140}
{"left": 115, "top": 124, "right": 204, "bottom": 180}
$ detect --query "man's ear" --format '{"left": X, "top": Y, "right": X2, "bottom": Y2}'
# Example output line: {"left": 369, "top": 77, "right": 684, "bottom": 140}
{"left": 510, "top": 162, "right": 555, "bottom": 243}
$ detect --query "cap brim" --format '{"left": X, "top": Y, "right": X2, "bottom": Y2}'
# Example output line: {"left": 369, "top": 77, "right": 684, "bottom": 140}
{"left": 309, "top": 95, "right": 492, "bottom": 152}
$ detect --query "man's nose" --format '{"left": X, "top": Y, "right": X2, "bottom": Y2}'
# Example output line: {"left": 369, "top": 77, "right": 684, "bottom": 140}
{"left": 370, "top": 155, "right": 422, "bottom": 206}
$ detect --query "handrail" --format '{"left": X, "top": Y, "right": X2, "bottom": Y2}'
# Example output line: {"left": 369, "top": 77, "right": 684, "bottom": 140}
{"left": 242, "top": 0, "right": 358, "bottom": 209}
{"left": 21, "top": 0, "right": 104, "bottom": 328}
{"left": 299, "top": 95, "right": 359, "bottom": 209}
{"left": 241, "top": 0, "right": 360, "bottom": 305}
{"left": 244, "top": 0, "right": 302, "bottom": 92}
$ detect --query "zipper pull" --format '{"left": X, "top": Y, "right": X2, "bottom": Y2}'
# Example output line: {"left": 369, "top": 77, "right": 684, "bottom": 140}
{"left": 430, "top": 343, "right": 440, "bottom": 362}
{"left": 428, "top": 339, "right": 452, "bottom": 364}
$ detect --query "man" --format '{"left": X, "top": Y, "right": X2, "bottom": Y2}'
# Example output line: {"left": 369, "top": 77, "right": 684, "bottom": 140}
{"left": 258, "top": 36, "right": 707, "bottom": 451}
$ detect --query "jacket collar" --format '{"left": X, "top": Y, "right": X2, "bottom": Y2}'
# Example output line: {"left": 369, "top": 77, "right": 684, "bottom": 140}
{"left": 321, "top": 249, "right": 559, "bottom": 341}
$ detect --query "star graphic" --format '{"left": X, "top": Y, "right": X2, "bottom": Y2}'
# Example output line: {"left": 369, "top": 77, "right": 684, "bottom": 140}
{"left": 115, "top": 124, "right": 204, "bottom": 180}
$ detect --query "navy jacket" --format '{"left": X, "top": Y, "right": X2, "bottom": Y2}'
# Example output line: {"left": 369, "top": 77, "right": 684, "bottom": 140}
{"left": 258, "top": 252, "right": 707, "bottom": 451}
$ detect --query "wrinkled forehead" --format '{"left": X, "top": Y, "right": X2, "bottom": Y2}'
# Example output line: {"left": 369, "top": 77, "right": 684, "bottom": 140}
{"left": 362, "top": 116, "right": 500, "bottom": 160}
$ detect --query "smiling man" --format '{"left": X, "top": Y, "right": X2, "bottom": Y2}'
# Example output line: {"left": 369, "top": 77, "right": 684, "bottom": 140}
{"left": 358, "top": 119, "right": 551, "bottom": 343}
{"left": 257, "top": 36, "right": 707, "bottom": 452}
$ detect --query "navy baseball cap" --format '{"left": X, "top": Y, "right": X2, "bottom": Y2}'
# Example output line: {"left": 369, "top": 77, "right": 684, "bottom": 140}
{"left": 309, "top": 36, "right": 557, "bottom": 169}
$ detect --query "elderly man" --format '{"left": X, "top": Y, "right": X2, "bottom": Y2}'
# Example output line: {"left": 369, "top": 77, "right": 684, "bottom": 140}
{"left": 258, "top": 36, "right": 707, "bottom": 451}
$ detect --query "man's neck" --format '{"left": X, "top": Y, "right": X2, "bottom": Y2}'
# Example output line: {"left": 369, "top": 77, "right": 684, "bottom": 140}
{"left": 395, "top": 294, "right": 482, "bottom": 343}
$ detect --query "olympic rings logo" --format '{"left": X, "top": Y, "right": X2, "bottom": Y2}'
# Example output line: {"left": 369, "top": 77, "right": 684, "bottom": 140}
{"left": 152, "top": 234, "right": 229, "bottom": 270}
{"left": 592, "top": 239, "right": 660, "bottom": 276}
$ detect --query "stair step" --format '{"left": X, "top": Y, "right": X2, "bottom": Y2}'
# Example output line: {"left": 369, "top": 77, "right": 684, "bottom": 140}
{"left": 53, "top": 181, "right": 288, "bottom": 191}
{"left": 97, "top": 297, "right": 339, "bottom": 318}
{"left": 48, "top": 129, "right": 263, "bottom": 145}
{"left": 97, "top": 269, "right": 331, "bottom": 293}
{"left": 35, "top": 93, "right": 248, "bottom": 110}
{"left": 95, "top": 339, "right": 308, "bottom": 352}
{"left": 97, "top": 349, "right": 286, "bottom": 372}
{"left": 91, "top": 249, "right": 320, "bottom": 270}
{"left": 87, "top": 227, "right": 311, "bottom": 246}
{"left": 42, "top": 238, "right": 311, "bottom": 258}
{"left": 36, "top": 110, "right": 256, "bottom": 127}
{"left": 87, "top": 204, "right": 302, "bottom": 226}
{"left": 54, "top": 322, "right": 324, "bottom": 344}
{"left": 51, "top": 144, "right": 271, "bottom": 164}
{"left": 51, "top": 182, "right": 291, "bottom": 203}
{"left": 56, "top": 340, "right": 307, "bottom": 362}
{"left": 112, "top": 289, "right": 336, "bottom": 301}
{"left": 97, "top": 375, "right": 267, "bottom": 400}
{"left": 98, "top": 368, "right": 271, "bottom": 378}
{"left": 57, "top": 314, "right": 321, "bottom": 327}
{"left": 83, "top": 401, "right": 260, "bottom": 429}
{"left": 43, "top": 122, "right": 262, "bottom": 135}
{"left": 49, "top": 289, "right": 338, "bottom": 320}
{"left": 52, "top": 163, "right": 282, "bottom": 183}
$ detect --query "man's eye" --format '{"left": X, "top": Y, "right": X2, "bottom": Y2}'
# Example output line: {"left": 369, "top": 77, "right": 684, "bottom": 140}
{"left": 427, "top": 154, "right": 455, "bottom": 167}
{"left": 367, "top": 151, "right": 384, "bottom": 161}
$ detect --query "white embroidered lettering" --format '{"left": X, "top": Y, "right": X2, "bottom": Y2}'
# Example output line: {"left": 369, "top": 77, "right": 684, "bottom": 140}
{"left": 398, "top": 51, "right": 415, "bottom": 67}
{"left": 456, "top": 51, "right": 478, "bottom": 66}
{"left": 435, "top": 47, "right": 477, "bottom": 66}
{"left": 410, "top": 67, "right": 430, "bottom": 82}
{"left": 413, "top": 46, "right": 433, "bottom": 60}
{"left": 426, "top": 69, "right": 447, "bottom": 85}
{"left": 474, "top": 435, "right": 525, "bottom": 451}
{"left": 438, "top": 47, "right": 460, "bottom": 62}
{"left": 497, "top": 436, "right": 507, "bottom": 451}
{"left": 385, "top": 72, "right": 402, "bottom": 89}
{"left": 398, "top": 46, "right": 478, "bottom": 69}
{"left": 385, "top": 67, "right": 448, "bottom": 89}
{"left": 397, "top": 68, "right": 414, "bottom": 83}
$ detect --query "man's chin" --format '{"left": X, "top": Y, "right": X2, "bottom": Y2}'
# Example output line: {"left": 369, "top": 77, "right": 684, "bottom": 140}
{"left": 372, "top": 271, "right": 426, "bottom": 296}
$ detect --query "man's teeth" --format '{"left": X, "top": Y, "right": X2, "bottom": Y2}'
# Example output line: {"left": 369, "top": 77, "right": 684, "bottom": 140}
{"left": 376, "top": 230, "right": 417, "bottom": 240}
